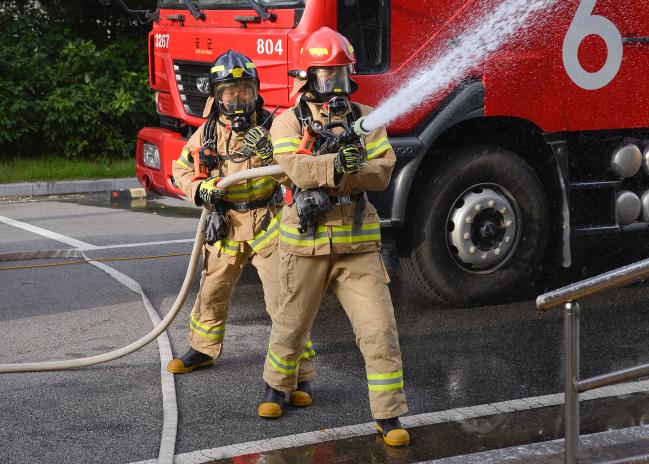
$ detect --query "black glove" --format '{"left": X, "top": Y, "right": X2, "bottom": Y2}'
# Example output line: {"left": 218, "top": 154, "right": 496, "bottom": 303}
{"left": 294, "top": 188, "right": 331, "bottom": 234}
{"left": 243, "top": 126, "right": 274, "bottom": 164}
{"left": 204, "top": 211, "right": 229, "bottom": 245}
{"left": 197, "top": 177, "right": 225, "bottom": 205}
{"left": 334, "top": 144, "right": 363, "bottom": 174}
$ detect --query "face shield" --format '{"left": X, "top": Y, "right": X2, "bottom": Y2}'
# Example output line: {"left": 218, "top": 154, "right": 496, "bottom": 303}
{"left": 310, "top": 66, "right": 352, "bottom": 95}
{"left": 215, "top": 79, "right": 258, "bottom": 117}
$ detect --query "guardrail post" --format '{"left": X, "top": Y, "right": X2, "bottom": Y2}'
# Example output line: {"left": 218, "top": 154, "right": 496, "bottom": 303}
{"left": 564, "top": 301, "right": 580, "bottom": 464}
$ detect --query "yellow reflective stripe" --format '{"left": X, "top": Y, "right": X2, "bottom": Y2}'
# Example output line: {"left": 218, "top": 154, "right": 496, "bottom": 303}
{"left": 368, "top": 381, "right": 404, "bottom": 392}
{"left": 279, "top": 224, "right": 329, "bottom": 247}
{"left": 275, "top": 138, "right": 302, "bottom": 145}
{"left": 215, "top": 239, "right": 239, "bottom": 256}
{"left": 367, "top": 370, "right": 403, "bottom": 380}
{"left": 175, "top": 156, "right": 192, "bottom": 169}
{"left": 266, "top": 346, "right": 299, "bottom": 375}
{"left": 189, "top": 315, "right": 225, "bottom": 340}
{"left": 223, "top": 186, "right": 275, "bottom": 201}
{"left": 365, "top": 137, "right": 389, "bottom": 151}
{"left": 223, "top": 178, "right": 276, "bottom": 201}
{"left": 249, "top": 211, "right": 282, "bottom": 252}
{"left": 226, "top": 177, "right": 275, "bottom": 193}
{"left": 273, "top": 138, "right": 301, "bottom": 155}
{"left": 309, "top": 47, "right": 329, "bottom": 55}
{"left": 367, "top": 370, "right": 404, "bottom": 392}
{"left": 211, "top": 65, "right": 225, "bottom": 73}
{"left": 246, "top": 62, "right": 256, "bottom": 69}
{"left": 300, "top": 350, "right": 316, "bottom": 360}
{"left": 365, "top": 137, "right": 392, "bottom": 160}
{"left": 299, "top": 340, "right": 316, "bottom": 360}
{"left": 330, "top": 223, "right": 381, "bottom": 243}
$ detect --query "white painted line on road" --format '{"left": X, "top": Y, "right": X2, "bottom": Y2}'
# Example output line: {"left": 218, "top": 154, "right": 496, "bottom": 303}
{"left": 0, "top": 214, "right": 193, "bottom": 252}
{"left": 88, "top": 239, "right": 195, "bottom": 250}
{"left": 0, "top": 214, "right": 179, "bottom": 463}
{"left": 85, "top": 253, "right": 178, "bottom": 464}
{"left": 127, "top": 378, "right": 649, "bottom": 464}
{"left": 0, "top": 240, "right": 195, "bottom": 263}
{"left": 0, "top": 214, "right": 94, "bottom": 249}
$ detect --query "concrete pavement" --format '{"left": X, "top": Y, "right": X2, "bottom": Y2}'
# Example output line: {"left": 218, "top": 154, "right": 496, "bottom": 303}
{"left": 0, "top": 177, "right": 142, "bottom": 198}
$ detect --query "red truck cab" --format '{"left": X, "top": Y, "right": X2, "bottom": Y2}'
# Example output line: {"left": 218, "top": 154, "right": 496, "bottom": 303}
{"left": 136, "top": 0, "right": 649, "bottom": 304}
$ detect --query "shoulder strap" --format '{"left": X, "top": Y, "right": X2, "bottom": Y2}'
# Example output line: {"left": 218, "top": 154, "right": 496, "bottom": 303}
{"left": 294, "top": 96, "right": 313, "bottom": 133}
{"left": 202, "top": 111, "right": 219, "bottom": 148}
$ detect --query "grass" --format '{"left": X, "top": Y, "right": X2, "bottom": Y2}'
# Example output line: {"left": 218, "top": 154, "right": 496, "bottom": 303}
{"left": 0, "top": 157, "right": 135, "bottom": 183}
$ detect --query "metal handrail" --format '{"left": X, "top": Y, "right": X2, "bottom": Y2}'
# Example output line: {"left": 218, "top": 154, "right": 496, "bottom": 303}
{"left": 536, "top": 259, "right": 649, "bottom": 464}
{"left": 536, "top": 257, "right": 649, "bottom": 464}
{"left": 537, "top": 256, "right": 649, "bottom": 311}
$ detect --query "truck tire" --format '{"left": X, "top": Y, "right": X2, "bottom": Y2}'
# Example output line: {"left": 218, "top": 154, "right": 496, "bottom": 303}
{"left": 399, "top": 144, "right": 549, "bottom": 305}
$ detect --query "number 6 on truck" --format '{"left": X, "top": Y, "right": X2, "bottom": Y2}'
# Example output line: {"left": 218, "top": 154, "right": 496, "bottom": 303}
{"left": 562, "top": 0, "right": 623, "bottom": 90}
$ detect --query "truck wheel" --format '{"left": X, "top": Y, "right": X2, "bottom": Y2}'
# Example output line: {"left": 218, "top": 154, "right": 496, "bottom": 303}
{"left": 399, "top": 144, "right": 549, "bottom": 305}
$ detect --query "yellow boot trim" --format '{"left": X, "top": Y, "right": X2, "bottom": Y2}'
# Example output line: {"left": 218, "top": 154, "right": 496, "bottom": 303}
{"left": 289, "top": 390, "right": 313, "bottom": 407}
{"left": 375, "top": 424, "right": 410, "bottom": 447}
{"left": 166, "top": 357, "right": 214, "bottom": 374}
{"left": 258, "top": 402, "right": 283, "bottom": 419}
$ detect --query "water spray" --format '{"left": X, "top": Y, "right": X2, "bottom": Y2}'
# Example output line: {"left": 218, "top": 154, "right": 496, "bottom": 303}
{"left": 362, "top": 0, "right": 559, "bottom": 133}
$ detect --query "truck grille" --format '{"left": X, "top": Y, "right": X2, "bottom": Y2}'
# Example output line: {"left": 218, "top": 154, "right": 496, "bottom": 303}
{"left": 173, "top": 60, "right": 211, "bottom": 117}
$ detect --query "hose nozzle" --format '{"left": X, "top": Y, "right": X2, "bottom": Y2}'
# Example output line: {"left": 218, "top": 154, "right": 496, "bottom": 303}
{"left": 352, "top": 116, "right": 372, "bottom": 137}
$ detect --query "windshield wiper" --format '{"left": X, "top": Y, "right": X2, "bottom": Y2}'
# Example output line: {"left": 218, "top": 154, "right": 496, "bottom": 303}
{"left": 184, "top": 0, "right": 205, "bottom": 21}
{"left": 235, "top": 0, "right": 277, "bottom": 25}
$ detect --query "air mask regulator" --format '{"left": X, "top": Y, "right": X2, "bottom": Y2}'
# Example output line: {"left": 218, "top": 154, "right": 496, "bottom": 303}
{"left": 231, "top": 115, "right": 251, "bottom": 134}
{"left": 326, "top": 95, "right": 351, "bottom": 117}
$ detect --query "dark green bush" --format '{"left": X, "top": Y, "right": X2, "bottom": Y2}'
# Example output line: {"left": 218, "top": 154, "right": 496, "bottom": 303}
{"left": 0, "top": 1, "right": 157, "bottom": 160}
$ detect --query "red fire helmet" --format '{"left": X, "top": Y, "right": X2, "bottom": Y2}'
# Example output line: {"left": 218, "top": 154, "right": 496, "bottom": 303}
{"left": 290, "top": 27, "right": 357, "bottom": 98}
{"left": 297, "top": 26, "right": 356, "bottom": 71}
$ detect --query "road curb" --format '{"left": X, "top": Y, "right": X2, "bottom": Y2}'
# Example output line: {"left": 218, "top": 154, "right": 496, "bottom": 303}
{"left": 0, "top": 177, "right": 142, "bottom": 198}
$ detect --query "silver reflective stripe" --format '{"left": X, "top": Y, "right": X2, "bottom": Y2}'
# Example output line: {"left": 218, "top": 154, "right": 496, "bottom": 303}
{"left": 267, "top": 350, "right": 297, "bottom": 372}
{"left": 250, "top": 219, "right": 280, "bottom": 249}
{"left": 280, "top": 229, "right": 328, "bottom": 241}
{"left": 331, "top": 228, "right": 381, "bottom": 237}
{"left": 274, "top": 142, "right": 299, "bottom": 150}
{"left": 366, "top": 139, "right": 392, "bottom": 158}
{"left": 367, "top": 376, "right": 403, "bottom": 386}
{"left": 189, "top": 319, "right": 224, "bottom": 336}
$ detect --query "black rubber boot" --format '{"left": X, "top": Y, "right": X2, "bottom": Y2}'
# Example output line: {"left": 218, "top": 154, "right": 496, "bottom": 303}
{"left": 258, "top": 384, "right": 286, "bottom": 419}
{"left": 289, "top": 380, "right": 313, "bottom": 407}
{"left": 375, "top": 417, "right": 410, "bottom": 447}
{"left": 166, "top": 348, "right": 214, "bottom": 374}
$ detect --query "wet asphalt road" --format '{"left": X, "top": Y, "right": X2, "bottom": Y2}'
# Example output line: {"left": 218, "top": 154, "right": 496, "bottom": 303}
{"left": 2, "top": 194, "right": 649, "bottom": 463}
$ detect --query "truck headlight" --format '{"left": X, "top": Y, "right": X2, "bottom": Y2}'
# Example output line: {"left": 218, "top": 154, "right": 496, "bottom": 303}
{"left": 143, "top": 143, "right": 160, "bottom": 169}
{"left": 196, "top": 77, "right": 210, "bottom": 95}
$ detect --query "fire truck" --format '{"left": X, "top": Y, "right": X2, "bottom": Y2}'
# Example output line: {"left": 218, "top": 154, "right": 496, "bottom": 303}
{"left": 129, "top": 0, "right": 649, "bottom": 305}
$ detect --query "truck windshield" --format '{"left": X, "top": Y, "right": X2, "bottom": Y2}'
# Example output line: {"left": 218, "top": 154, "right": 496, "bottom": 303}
{"left": 158, "top": 0, "right": 304, "bottom": 8}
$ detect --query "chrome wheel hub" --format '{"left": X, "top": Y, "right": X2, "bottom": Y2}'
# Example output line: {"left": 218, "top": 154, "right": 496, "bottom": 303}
{"left": 447, "top": 185, "right": 521, "bottom": 273}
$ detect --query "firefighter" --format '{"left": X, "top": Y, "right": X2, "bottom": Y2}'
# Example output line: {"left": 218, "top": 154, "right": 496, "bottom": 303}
{"left": 168, "top": 50, "right": 315, "bottom": 408}
{"left": 258, "top": 28, "right": 409, "bottom": 447}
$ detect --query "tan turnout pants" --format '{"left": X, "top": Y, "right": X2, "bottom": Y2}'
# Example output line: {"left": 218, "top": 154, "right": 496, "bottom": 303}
{"left": 189, "top": 243, "right": 315, "bottom": 382}
{"left": 263, "top": 250, "right": 408, "bottom": 419}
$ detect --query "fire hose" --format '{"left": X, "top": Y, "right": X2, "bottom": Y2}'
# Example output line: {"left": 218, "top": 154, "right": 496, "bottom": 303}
{"left": 0, "top": 116, "right": 372, "bottom": 374}
{"left": 0, "top": 164, "right": 284, "bottom": 374}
